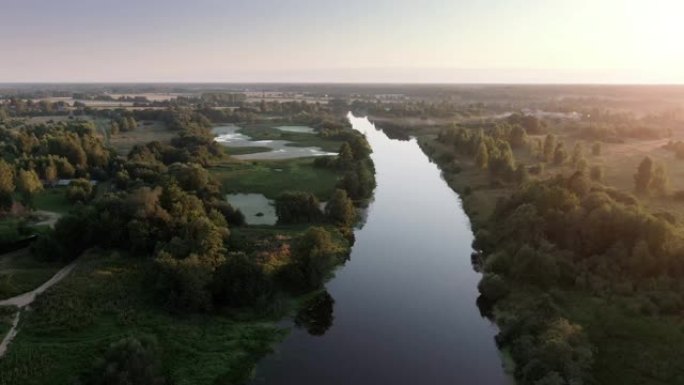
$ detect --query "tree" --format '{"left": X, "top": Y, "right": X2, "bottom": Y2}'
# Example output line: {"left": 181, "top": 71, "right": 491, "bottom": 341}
{"left": 211, "top": 253, "right": 272, "bottom": 307}
{"left": 571, "top": 143, "right": 584, "bottom": 166}
{"left": 475, "top": 141, "right": 489, "bottom": 169}
{"left": 285, "top": 227, "right": 339, "bottom": 290}
{"left": 275, "top": 192, "right": 322, "bottom": 224}
{"left": 336, "top": 142, "right": 354, "bottom": 169}
{"left": 634, "top": 156, "right": 654, "bottom": 195}
{"left": 543, "top": 134, "right": 556, "bottom": 162}
{"left": 66, "top": 178, "right": 94, "bottom": 203}
{"left": 514, "top": 164, "right": 529, "bottom": 185}
{"left": 110, "top": 120, "right": 120, "bottom": 135}
{"left": 509, "top": 125, "right": 528, "bottom": 148}
{"left": 553, "top": 143, "right": 567, "bottom": 165}
{"left": 16, "top": 169, "right": 42, "bottom": 208}
{"left": 590, "top": 165, "right": 604, "bottom": 182}
{"left": 0, "top": 160, "right": 15, "bottom": 194}
{"left": 78, "top": 336, "right": 168, "bottom": 385}
{"left": 325, "top": 189, "right": 356, "bottom": 227}
{"left": 650, "top": 163, "right": 670, "bottom": 197}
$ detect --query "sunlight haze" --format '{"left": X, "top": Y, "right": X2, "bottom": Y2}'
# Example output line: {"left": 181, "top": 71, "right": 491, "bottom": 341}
{"left": 1, "top": 0, "right": 683, "bottom": 83}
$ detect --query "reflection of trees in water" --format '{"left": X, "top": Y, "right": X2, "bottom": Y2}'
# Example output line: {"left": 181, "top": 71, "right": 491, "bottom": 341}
{"left": 476, "top": 294, "right": 495, "bottom": 320}
{"left": 295, "top": 291, "right": 335, "bottom": 336}
{"left": 371, "top": 120, "right": 412, "bottom": 141}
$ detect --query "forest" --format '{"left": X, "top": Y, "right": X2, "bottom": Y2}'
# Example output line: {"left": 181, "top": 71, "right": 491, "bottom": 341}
{"left": 0, "top": 96, "right": 375, "bottom": 384}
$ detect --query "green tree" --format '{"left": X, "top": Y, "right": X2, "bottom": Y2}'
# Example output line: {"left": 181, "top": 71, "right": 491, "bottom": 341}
{"left": 634, "top": 156, "right": 654, "bottom": 195}
{"left": 79, "top": 336, "right": 168, "bottom": 385}
{"left": 336, "top": 142, "right": 354, "bottom": 169}
{"left": 285, "top": 227, "right": 339, "bottom": 290}
{"left": 16, "top": 169, "right": 43, "bottom": 208}
{"left": 650, "top": 163, "right": 670, "bottom": 196}
{"left": 571, "top": 142, "right": 584, "bottom": 166}
{"left": 543, "top": 134, "right": 556, "bottom": 162}
{"left": 275, "top": 191, "right": 322, "bottom": 224}
{"left": 509, "top": 125, "right": 527, "bottom": 148}
{"left": 66, "top": 178, "right": 94, "bottom": 203}
{"left": 553, "top": 143, "right": 567, "bottom": 165}
{"left": 475, "top": 141, "right": 489, "bottom": 169}
{"left": 0, "top": 160, "right": 15, "bottom": 194}
{"left": 590, "top": 165, "right": 604, "bottom": 182}
{"left": 325, "top": 189, "right": 356, "bottom": 227}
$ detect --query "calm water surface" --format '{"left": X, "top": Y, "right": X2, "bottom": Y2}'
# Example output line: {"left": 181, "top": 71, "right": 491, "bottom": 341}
{"left": 251, "top": 114, "right": 507, "bottom": 385}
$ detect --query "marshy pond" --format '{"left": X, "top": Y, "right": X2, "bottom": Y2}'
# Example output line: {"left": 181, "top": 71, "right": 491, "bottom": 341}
{"left": 212, "top": 125, "right": 336, "bottom": 160}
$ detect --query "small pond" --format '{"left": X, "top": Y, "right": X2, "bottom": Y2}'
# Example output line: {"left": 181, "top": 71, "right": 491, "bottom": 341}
{"left": 274, "top": 126, "right": 316, "bottom": 134}
{"left": 225, "top": 193, "right": 277, "bottom": 225}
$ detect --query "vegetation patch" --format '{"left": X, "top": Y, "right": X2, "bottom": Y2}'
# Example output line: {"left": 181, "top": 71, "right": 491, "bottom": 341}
{"left": 0, "top": 248, "right": 63, "bottom": 300}
{"left": 211, "top": 158, "right": 339, "bottom": 200}
{"left": 0, "top": 254, "right": 286, "bottom": 385}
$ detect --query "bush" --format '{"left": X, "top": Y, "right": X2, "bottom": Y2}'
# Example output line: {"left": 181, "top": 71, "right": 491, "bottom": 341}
{"left": 478, "top": 273, "right": 510, "bottom": 302}
{"left": 275, "top": 192, "right": 322, "bottom": 224}
{"left": 77, "top": 336, "right": 169, "bottom": 385}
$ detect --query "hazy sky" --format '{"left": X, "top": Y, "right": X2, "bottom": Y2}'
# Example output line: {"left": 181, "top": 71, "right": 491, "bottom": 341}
{"left": 1, "top": 0, "right": 683, "bottom": 83}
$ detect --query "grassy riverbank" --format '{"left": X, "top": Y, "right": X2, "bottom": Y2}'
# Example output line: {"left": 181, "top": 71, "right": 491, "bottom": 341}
{"left": 418, "top": 134, "right": 684, "bottom": 385}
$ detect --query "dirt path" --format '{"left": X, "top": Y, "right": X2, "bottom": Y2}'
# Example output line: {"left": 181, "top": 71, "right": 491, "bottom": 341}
{"left": 33, "top": 210, "right": 62, "bottom": 228}
{"left": 0, "top": 261, "right": 77, "bottom": 358}
{"left": 0, "top": 210, "right": 74, "bottom": 358}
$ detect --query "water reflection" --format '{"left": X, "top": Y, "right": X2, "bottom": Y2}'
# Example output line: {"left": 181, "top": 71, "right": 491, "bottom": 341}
{"left": 294, "top": 291, "right": 335, "bottom": 336}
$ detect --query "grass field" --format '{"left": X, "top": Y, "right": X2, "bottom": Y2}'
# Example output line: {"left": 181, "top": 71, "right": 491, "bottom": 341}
{"left": 0, "top": 305, "right": 16, "bottom": 341}
{"left": 210, "top": 158, "right": 339, "bottom": 200}
{"left": 107, "top": 121, "right": 174, "bottom": 155}
{"left": 0, "top": 253, "right": 287, "bottom": 385}
{"left": 33, "top": 188, "right": 70, "bottom": 215}
{"left": 0, "top": 249, "right": 63, "bottom": 300}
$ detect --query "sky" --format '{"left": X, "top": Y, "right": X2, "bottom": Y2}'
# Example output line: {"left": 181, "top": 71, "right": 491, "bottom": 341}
{"left": 1, "top": 0, "right": 683, "bottom": 83}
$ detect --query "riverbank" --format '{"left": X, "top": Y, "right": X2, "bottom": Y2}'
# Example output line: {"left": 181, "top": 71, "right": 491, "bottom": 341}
{"left": 416, "top": 133, "right": 684, "bottom": 385}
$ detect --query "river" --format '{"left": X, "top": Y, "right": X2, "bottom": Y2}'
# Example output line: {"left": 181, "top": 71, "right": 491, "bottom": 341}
{"left": 251, "top": 114, "right": 508, "bottom": 385}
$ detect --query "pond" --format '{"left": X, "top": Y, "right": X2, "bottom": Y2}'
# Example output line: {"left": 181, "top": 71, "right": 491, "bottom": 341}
{"left": 249, "top": 114, "right": 508, "bottom": 384}
{"left": 274, "top": 125, "right": 316, "bottom": 134}
{"left": 212, "top": 125, "right": 336, "bottom": 160}
{"left": 225, "top": 193, "right": 277, "bottom": 226}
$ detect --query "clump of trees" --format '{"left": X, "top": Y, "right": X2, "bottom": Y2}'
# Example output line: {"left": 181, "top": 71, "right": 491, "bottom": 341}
{"left": 470, "top": 168, "right": 684, "bottom": 384}
{"left": 315, "top": 131, "right": 376, "bottom": 202}
{"left": 438, "top": 126, "right": 518, "bottom": 182}
{"left": 634, "top": 156, "right": 670, "bottom": 196}
{"left": 275, "top": 192, "right": 322, "bottom": 225}
{"left": 77, "top": 336, "right": 169, "bottom": 385}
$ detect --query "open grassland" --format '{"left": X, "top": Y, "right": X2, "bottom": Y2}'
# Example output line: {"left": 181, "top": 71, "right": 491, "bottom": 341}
{"left": 0, "top": 253, "right": 287, "bottom": 385}
{"left": 107, "top": 121, "right": 174, "bottom": 155}
{"left": 0, "top": 249, "right": 63, "bottom": 300}
{"left": 33, "top": 188, "right": 70, "bottom": 215}
{"left": 210, "top": 158, "right": 339, "bottom": 200}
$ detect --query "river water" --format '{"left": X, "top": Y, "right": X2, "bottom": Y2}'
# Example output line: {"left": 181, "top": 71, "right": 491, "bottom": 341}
{"left": 251, "top": 114, "right": 507, "bottom": 385}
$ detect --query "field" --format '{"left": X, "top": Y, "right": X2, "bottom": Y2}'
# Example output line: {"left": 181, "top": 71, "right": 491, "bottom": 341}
{"left": 0, "top": 253, "right": 287, "bottom": 385}
{"left": 0, "top": 248, "right": 63, "bottom": 300}
{"left": 107, "top": 121, "right": 174, "bottom": 155}
{"left": 33, "top": 188, "right": 70, "bottom": 215}
{"left": 211, "top": 158, "right": 340, "bottom": 200}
